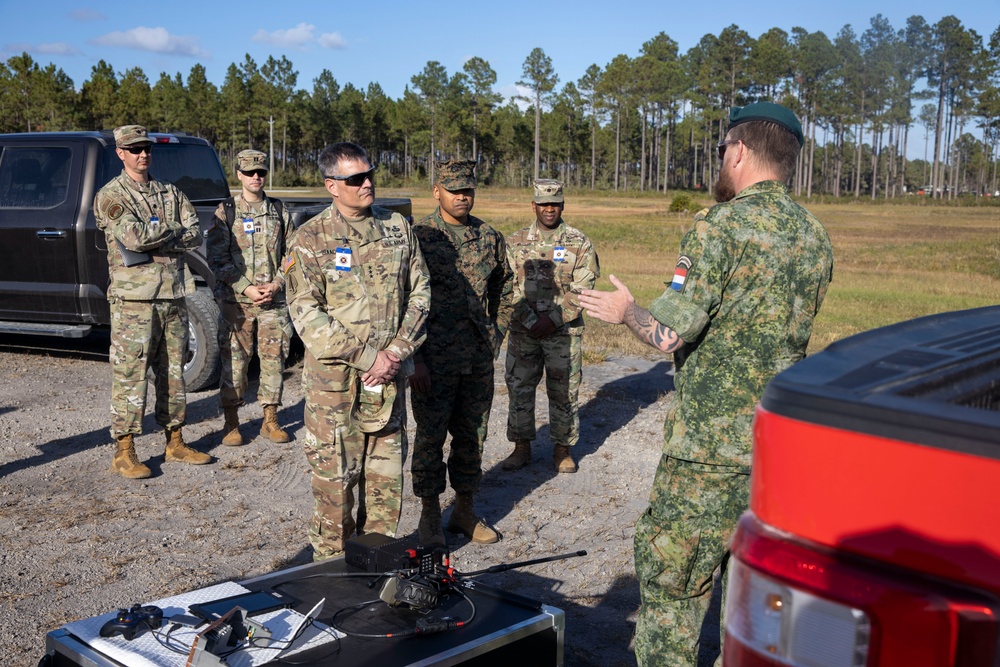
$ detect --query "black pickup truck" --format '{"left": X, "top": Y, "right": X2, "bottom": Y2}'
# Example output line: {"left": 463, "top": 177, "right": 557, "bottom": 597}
{"left": 0, "top": 131, "right": 411, "bottom": 390}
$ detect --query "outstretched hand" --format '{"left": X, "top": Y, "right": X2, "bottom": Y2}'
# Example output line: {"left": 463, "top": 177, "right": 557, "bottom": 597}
{"left": 580, "top": 275, "right": 635, "bottom": 324}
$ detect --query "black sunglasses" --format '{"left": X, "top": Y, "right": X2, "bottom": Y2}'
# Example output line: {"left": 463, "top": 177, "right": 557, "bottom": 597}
{"left": 717, "top": 140, "right": 732, "bottom": 161}
{"left": 125, "top": 145, "right": 152, "bottom": 155}
{"left": 241, "top": 169, "right": 267, "bottom": 178}
{"left": 325, "top": 167, "right": 376, "bottom": 187}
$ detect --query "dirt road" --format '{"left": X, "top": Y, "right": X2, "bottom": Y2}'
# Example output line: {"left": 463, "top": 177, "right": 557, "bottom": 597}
{"left": 0, "top": 331, "right": 680, "bottom": 666}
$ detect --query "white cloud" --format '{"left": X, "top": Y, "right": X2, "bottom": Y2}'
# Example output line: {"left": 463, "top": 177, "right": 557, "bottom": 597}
{"left": 318, "top": 32, "right": 346, "bottom": 49}
{"left": 91, "top": 27, "right": 207, "bottom": 58}
{"left": 251, "top": 23, "right": 347, "bottom": 50}
{"left": 68, "top": 8, "right": 106, "bottom": 21}
{"left": 253, "top": 23, "right": 317, "bottom": 49}
{"left": 500, "top": 83, "right": 532, "bottom": 110}
{"left": 3, "top": 42, "right": 82, "bottom": 57}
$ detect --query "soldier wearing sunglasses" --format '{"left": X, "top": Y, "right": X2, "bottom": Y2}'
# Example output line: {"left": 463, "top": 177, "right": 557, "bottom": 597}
{"left": 207, "top": 150, "right": 295, "bottom": 447}
{"left": 284, "top": 142, "right": 431, "bottom": 561}
{"left": 93, "top": 124, "right": 212, "bottom": 479}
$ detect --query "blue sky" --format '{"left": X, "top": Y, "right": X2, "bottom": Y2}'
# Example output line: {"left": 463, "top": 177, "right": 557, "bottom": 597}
{"left": 2, "top": 0, "right": 998, "bottom": 153}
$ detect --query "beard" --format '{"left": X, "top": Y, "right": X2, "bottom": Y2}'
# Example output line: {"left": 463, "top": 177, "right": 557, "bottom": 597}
{"left": 714, "top": 167, "right": 737, "bottom": 202}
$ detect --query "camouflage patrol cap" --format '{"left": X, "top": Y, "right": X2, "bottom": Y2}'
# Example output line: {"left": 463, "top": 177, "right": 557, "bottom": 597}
{"left": 728, "top": 102, "right": 804, "bottom": 147}
{"left": 435, "top": 159, "right": 476, "bottom": 190}
{"left": 114, "top": 125, "right": 152, "bottom": 147}
{"left": 352, "top": 380, "right": 397, "bottom": 433}
{"left": 533, "top": 179, "right": 564, "bottom": 204}
{"left": 237, "top": 149, "right": 268, "bottom": 173}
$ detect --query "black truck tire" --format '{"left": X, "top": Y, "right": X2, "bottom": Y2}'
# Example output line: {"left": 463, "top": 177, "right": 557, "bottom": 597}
{"left": 184, "top": 288, "right": 221, "bottom": 392}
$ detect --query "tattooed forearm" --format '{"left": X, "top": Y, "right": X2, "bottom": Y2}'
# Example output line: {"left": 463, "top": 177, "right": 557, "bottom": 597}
{"left": 623, "top": 303, "right": 684, "bottom": 354}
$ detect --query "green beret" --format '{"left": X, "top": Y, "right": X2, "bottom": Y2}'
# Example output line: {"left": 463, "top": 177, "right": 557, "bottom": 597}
{"left": 728, "top": 102, "right": 803, "bottom": 147}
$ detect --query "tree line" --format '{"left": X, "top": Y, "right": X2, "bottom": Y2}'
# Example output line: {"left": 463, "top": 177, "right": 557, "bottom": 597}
{"left": 2, "top": 13, "right": 998, "bottom": 200}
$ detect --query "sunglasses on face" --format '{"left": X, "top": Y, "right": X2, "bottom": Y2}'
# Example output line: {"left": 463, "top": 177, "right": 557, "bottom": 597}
{"left": 125, "top": 145, "right": 152, "bottom": 155}
{"left": 325, "top": 167, "right": 376, "bottom": 187}
{"left": 241, "top": 169, "right": 267, "bottom": 178}
{"left": 717, "top": 141, "right": 732, "bottom": 161}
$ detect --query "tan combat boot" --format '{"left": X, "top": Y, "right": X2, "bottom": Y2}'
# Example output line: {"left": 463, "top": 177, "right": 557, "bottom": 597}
{"left": 418, "top": 496, "right": 446, "bottom": 546}
{"left": 112, "top": 434, "right": 151, "bottom": 479}
{"left": 164, "top": 427, "right": 212, "bottom": 465}
{"left": 447, "top": 493, "right": 499, "bottom": 544}
{"left": 220, "top": 406, "right": 244, "bottom": 447}
{"left": 260, "top": 405, "right": 290, "bottom": 443}
{"left": 553, "top": 444, "right": 577, "bottom": 473}
{"left": 501, "top": 440, "right": 531, "bottom": 471}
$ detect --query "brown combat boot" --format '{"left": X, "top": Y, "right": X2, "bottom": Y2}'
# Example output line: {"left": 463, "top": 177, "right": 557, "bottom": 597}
{"left": 501, "top": 440, "right": 531, "bottom": 471}
{"left": 112, "top": 434, "right": 151, "bottom": 479}
{"left": 260, "top": 404, "right": 290, "bottom": 443}
{"left": 164, "top": 427, "right": 212, "bottom": 465}
{"left": 220, "top": 406, "right": 244, "bottom": 447}
{"left": 418, "top": 496, "right": 446, "bottom": 546}
{"left": 553, "top": 444, "right": 577, "bottom": 473}
{"left": 447, "top": 493, "right": 499, "bottom": 544}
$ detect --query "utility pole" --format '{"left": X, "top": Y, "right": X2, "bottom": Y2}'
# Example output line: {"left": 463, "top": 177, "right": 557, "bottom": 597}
{"left": 268, "top": 115, "right": 275, "bottom": 190}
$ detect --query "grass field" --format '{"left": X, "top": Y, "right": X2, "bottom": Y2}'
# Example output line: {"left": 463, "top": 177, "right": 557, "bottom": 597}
{"left": 317, "top": 185, "right": 1000, "bottom": 360}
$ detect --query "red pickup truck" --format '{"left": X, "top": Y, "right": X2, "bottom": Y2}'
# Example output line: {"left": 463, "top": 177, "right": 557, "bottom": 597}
{"left": 724, "top": 306, "right": 1000, "bottom": 667}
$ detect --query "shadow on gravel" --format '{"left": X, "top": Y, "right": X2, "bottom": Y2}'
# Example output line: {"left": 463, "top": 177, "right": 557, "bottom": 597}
{"left": 487, "top": 569, "right": 640, "bottom": 667}
{"left": 479, "top": 360, "right": 674, "bottom": 526}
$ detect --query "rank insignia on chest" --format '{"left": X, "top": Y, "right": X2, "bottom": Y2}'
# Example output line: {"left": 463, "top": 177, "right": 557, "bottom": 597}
{"left": 335, "top": 247, "right": 352, "bottom": 271}
{"left": 553, "top": 246, "right": 566, "bottom": 262}
{"left": 671, "top": 255, "right": 693, "bottom": 292}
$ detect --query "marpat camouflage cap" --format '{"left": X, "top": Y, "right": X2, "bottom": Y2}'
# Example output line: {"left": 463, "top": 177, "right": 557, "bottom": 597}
{"left": 237, "top": 149, "right": 268, "bottom": 173}
{"left": 114, "top": 125, "right": 152, "bottom": 147}
{"left": 728, "top": 102, "right": 804, "bottom": 147}
{"left": 533, "top": 179, "right": 564, "bottom": 204}
{"left": 436, "top": 159, "right": 477, "bottom": 190}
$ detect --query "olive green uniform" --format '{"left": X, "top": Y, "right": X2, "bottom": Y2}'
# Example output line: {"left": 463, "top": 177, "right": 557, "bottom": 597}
{"left": 634, "top": 181, "right": 834, "bottom": 666}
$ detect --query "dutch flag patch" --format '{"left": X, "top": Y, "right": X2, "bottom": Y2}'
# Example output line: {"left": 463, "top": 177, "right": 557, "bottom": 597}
{"left": 670, "top": 256, "right": 693, "bottom": 291}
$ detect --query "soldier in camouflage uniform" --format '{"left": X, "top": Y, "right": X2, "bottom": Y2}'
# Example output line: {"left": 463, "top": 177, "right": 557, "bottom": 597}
{"left": 503, "top": 180, "right": 600, "bottom": 474}
{"left": 581, "top": 102, "right": 834, "bottom": 666}
{"left": 207, "top": 150, "right": 295, "bottom": 447}
{"left": 94, "top": 125, "right": 213, "bottom": 479}
{"left": 410, "top": 160, "right": 514, "bottom": 546}
{"left": 285, "top": 142, "right": 430, "bottom": 561}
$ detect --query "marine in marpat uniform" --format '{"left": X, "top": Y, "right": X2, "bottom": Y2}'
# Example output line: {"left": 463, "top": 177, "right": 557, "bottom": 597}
{"left": 409, "top": 160, "right": 514, "bottom": 547}
{"left": 94, "top": 124, "right": 212, "bottom": 479}
{"left": 284, "top": 142, "right": 430, "bottom": 561}
{"left": 503, "top": 180, "right": 599, "bottom": 474}
{"left": 207, "top": 149, "right": 295, "bottom": 446}
{"left": 580, "top": 102, "right": 835, "bottom": 666}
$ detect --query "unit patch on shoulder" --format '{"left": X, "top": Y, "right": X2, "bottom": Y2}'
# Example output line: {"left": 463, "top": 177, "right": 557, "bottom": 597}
{"left": 108, "top": 203, "right": 124, "bottom": 220}
{"left": 670, "top": 255, "right": 693, "bottom": 292}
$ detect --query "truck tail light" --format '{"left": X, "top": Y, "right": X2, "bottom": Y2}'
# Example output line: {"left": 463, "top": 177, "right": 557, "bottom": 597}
{"left": 724, "top": 514, "right": 998, "bottom": 667}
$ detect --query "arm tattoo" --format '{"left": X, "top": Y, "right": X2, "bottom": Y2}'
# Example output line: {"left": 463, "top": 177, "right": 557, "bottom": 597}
{"left": 623, "top": 303, "right": 683, "bottom": 354}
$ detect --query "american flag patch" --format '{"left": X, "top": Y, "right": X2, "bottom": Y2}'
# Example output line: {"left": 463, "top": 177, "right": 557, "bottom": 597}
{"left": 281, "top": 253, "right": 296, "bottom": 274}
{"left": 670, "top": 255, "right": 693, "bottom": 292}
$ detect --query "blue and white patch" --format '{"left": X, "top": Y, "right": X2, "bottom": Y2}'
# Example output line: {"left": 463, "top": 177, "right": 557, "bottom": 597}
{"left": 335, "top": 247, "right": 352, "bottom": 271}
{"left": 553, "top": 246, "right": 566, "bottom": 262}
{"left": 243, "top": 217, "right": 255, "bottom": 234}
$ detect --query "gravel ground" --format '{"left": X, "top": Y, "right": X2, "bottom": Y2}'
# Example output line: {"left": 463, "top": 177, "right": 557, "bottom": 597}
{"left": 0, "top": 331, "right": 686, "bottom": 667}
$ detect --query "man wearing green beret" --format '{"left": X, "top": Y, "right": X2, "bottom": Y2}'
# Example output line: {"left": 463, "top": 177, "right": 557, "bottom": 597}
{"left": 581, "top": 102, "right": 834, "bottom": 666}
{"left": 207, "top": 150, "right": 295, "bottom": 447}
{"left": 94, "top": 124, "right": 212, "bottom": 479}
{"left": 409, "top": 160, "right": 514, "bottom": 546}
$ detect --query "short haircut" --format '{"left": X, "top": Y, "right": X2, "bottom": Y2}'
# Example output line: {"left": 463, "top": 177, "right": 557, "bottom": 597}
{"left": 727, "top": 120, "right": 800, "bottom": 181}
{"left": 318, "top": 142, "right": 371, "bottom": 178}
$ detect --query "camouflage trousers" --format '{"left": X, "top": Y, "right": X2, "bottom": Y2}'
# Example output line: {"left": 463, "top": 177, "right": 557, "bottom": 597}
{"left": 633, "top": 455, "right": 750, "bottom": 667}
{"left": 108, "top": 298, "right": 188, "bottom": 437}
{"left": 218, "top": 299, "right": 291, "bottom": 408}
{"left": 410, "top": 358, "right": 495, "bottom": 497}
{"left": 301, "top": 379, "right": 406, "bottom": 560}
{"left": 505, "top": 331, "right": 581, "bottom": 446}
